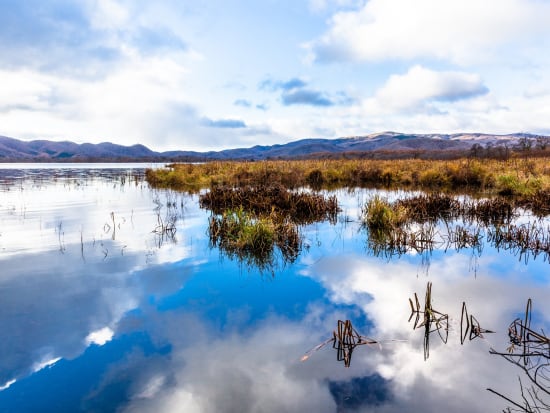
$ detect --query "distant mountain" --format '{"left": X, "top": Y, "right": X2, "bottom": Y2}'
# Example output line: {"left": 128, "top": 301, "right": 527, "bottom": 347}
{"left": 0, "top": 132, "right": 547, "bottom": 162}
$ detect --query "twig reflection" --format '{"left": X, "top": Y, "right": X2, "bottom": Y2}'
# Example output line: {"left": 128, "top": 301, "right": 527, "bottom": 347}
{"left": 460, "top": 301, "right": 494, "bottom": 345}
{"left": 488, "top": 299, "right": 550, "bottom": 412}
{"left": 301, "top": 320, "right": 382, "bottom": 368}
{"left": 409, "top": 282, "right": 449, "bottom": 360}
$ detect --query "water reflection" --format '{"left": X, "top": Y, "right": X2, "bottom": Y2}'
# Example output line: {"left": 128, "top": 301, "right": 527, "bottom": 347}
{"left": 301, "top": 320, "right": 381, "bottom": 368}
{"left": 488, "top": 299, "right": 550, "bottom": 411}
{"left": 1, "top": 167, "right": 550, "bottom": 412}
{"left": 460, "top": 302, "right": 494, "bottom": 345}
{"left": 408, "top": 282, "right": 449, "bottom": 360}
{"left": 301, "top": 250, "right": 550, "bottom": 412}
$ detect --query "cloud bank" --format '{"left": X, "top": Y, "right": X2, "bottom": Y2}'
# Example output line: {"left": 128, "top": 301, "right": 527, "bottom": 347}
{"left": 306, "top": 0, "right": 550, "bottom": 65}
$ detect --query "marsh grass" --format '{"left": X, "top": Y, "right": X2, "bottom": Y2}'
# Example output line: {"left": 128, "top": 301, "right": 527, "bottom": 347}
{"left": 488, "top": 222, "right": 550, "bottom": 263}
{"left": 363, "top": 196, "right": 408, "bottom": 231}
{"left": 146, "top": 158, "right": 550, "bottom": 266}
{"left": 199, "top": 184, "right": 339, "bottom": 225}
{"left": 201, "top": 184, "right": 338, "bottom": 269}
{"left": 395, "top": 193, "right": 461, "bottom": 222}
{"left": 208, "top": 207, "right": 301, "bottom": 270}
{"left": 146, "top": 157, "right": 550, "bottom": 195}
{"left": 363, "top": 193, "right": 550, "bottom": 262}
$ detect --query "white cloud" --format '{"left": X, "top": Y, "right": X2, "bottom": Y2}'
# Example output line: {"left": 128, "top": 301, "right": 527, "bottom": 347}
{"left": 307, "top": 0, "right": 550, "bottom": 65}
{"left": 0, "top": 55, "right": 195, "bottom": 150}
{"left": 0, "top": 70, "right": 53, "bottom": 112}
{"left": 88, "top": 0, "right": 130, "bottom": 31}
{"left": 0, "top": 379, "right": 16, "bottom": 391}
{"left": 365, "top": 65, "right": 488, "bottom": 113}
{"left": 85, "top": 327, "right": 115, "bottom": 346}
{"left": 32, "top": 356, "right": 62, "bottom": 373}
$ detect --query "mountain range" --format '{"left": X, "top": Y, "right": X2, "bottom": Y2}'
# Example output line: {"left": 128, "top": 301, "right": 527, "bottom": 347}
{"left": 0, "top": 132, "right": 546, "bottom": 162}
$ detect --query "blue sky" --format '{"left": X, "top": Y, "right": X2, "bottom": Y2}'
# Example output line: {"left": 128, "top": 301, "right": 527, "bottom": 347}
{"left": 1, "top": 0, "right": 550, "bottom": 151}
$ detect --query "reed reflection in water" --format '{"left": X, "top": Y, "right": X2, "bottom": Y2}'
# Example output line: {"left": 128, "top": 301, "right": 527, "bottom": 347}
{"left": 1, "top": 167, "right": 550, "bottom": 413}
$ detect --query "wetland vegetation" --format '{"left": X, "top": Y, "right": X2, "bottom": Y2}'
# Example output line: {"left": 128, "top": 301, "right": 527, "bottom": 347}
{"left": 3, "top": 163, "right": 550, "bottom": 412}
{"left": 146, "top": 156, "right": 550, "bottom": 266}
{"left": 146, "top": 157, "right": 550, "bottom": 196}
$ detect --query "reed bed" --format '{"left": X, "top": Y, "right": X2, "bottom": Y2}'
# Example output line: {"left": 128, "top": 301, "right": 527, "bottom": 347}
{"left": 197, "top": 183, "right": 340, "bottom": 269}
{"left": 363, "top": 193, "right": 541, "bottom": 231}
{"left": 199, "top": 184, "right": 339, "bottom": 225}
{"left": 202, "top": 185, "right": 339, "bottom": 269}
{"left": 146, "top": 158, "right": 550, "bottom": 265}
{"left": 394, "top": 193, "right": 461, "bottom": 222}
{"left": 488, "top": 222, "right": 550, "bottom": 262}
{"left": 363, "top": 193, "right": 550, "bottom": 261}
{"left": 461, "top": 197, "right": 517, "bottom": 225}
{"left": 146, "top": 157, "right": 550, "bottom": 195}
{"left": 208, "top": 207, "right": 301, "bottom": 270}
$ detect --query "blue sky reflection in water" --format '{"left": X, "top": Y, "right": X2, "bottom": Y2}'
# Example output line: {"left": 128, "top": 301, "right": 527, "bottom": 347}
{"left": 1, "top": 165, "right": 550, "bottom": 412}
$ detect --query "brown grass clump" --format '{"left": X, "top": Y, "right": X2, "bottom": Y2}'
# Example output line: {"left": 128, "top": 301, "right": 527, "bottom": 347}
{"left": 462, "top": 198, "right": 516, "bottom": 225}
{"left": 394, "top": 193, "right": 461, "bottom": 222}
{"left": 199, "top": 184, "right": 339, "bottom": 225}
{"left": 201, "top": 184, "right": 339, "bottom": 270}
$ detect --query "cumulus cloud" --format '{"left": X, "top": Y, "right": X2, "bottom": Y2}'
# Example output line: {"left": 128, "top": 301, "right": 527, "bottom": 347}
{"left": 365, "top": 65, "right": 489, "bottom": 113}
{"left": 0, "top": 1, "right": 228, "bottom": 151}
{"left": 306, "top": 0, "right": 550, "bottom": 65}
{"left": 0, "top": 1, "right": 188, "bottom": 78}
{"left": 0, "top": 56, "right": 196, "bottom": 147}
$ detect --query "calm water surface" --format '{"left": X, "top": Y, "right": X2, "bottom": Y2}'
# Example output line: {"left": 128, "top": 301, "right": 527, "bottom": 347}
{"left": 0, "top": 164, "right": 549, "bottom": 412}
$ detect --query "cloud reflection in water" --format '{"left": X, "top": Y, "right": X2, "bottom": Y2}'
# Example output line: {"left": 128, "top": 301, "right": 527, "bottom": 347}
{"left": 1, "top": 173, "right": 550, "bottom": 412}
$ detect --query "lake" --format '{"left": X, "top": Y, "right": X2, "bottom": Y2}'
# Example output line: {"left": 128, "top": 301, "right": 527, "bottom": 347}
{"left": 0, "top": 163, "right": 549, "bottom": 413}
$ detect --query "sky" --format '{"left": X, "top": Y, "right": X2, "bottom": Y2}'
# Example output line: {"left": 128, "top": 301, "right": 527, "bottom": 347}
{"left": 1, "top": 0, "right": 550, "bottom": 152}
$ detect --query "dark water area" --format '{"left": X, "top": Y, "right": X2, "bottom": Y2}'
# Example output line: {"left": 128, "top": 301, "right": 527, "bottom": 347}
{"left": 0, "top": 164, "right": 549, "bottom": 413}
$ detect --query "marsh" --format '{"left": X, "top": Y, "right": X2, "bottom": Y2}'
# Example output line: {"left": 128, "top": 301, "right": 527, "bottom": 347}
{"left": 0, "top": 163, "right": 549, "bottom": 413}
